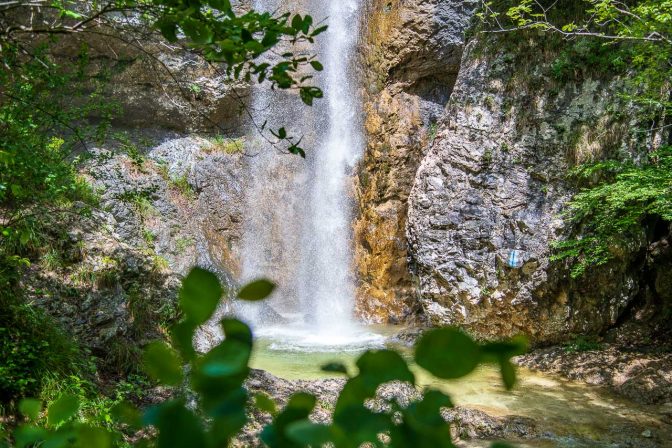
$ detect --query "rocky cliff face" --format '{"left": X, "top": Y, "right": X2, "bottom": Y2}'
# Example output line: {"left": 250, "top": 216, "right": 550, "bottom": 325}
{"left": 25, "top": 23, "right": 253, "bottom": 366}
{"left": 354, "top": 0, "right": 478, "bottom": 323}
{"left": 355, "top": 1, "right": 670, "bottom": 342}
{"left": 406, "top": 34, "right": 664, "bottom": 342}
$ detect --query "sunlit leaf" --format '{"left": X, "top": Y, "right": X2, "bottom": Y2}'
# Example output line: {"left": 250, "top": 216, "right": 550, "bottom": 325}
{"left": 254, "top": 392, "right": 277, "bottom": 415}
{"left": 13, "top": 425, "right": 47, "bottom": 447}
{"left": 179, "top": 267, "right": 223, "bottom": 324}
{"left": 18, "top": 399, "right": 41, "bottom": 421}
{"left": 415, "top": 328, "right": 481, "bottom": 379}
{"left": 237, "top": 279, "right": 276, "bottom": 301}
{"left": 47, "top": 394, "right": 79, "bottom": 427}
{"left": 143, "top": 342, "right": 183, "bottom": 386}
{"left": 76, "top": 425, "right": 112, "bottom": 448}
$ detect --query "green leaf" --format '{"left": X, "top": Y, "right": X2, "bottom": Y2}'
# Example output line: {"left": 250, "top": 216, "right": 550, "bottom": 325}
{"left": 13, "top": 425, "right": 47, "bottom": 447}
{"left": 499, "top": 359, "right": 517, "bottom": 390}
{"left": 336, "top": 350, "right": 414, "bottom": 413}
{"left": 61, "top": 9, "right": 83, "bottom": 19}
{"left": 222, "top": 318, "right": 253, "bottom": 347}
{"left": 47, "top": 394, "right": 79, "bottom": 427}
{"left": 286, "top": 421, "right": 333, "bottom": 446}
{"left": 333, "top": 405, "right": 390, "bottom": 446}
{"left": 262, "top": 32, "right": 279, "bottom": 48}
{"left": 301, "top": 15, "right": 313, "bottom": 34}
{"left": 154, "top": 400, "right": 207, "bottom": 448}
{"left": 179, "top": 267, "right": 223, "bottom": 324}
{"left": 111, "top": 401, "right": 142, "bottom": 429}
{"left": 357, "top": 349, "right": 415, "bottom": 384}
{"left": 237, "top": 279, "right": 276, "bottom": 301}
{"left": 482, "top": 336, "right": 528, "bottom": 360}
{"left": 171, "top": 319, "right": 197, "bottom": 360}
{"left": 143, "top": 342, "right": 184, "bottom": 386}
{"left": 18, "top": 399, "right": 41, "bottom": 421}
{"left": 321, "top": 362, "right": 349, "bottom": 375}
{"left": 254, "top": 392, "right": 278, "bottom": 415}
{"left": 288, "top": 144, "right": 306, "bottom": 158}
{"left": 156, "top": 19, "right": 178, "bottom": 43}
{"left": 76, "top": 425, "right": 112, "bottom": 448}
{"left": 261, "top": 392, "right": 317, "bottom": 447}
{"left": 200, "top": 340, "right": 250, "bottom": 377}
{"left": 208, "top": 0, "right": 231, "bottom": 12}
{"left": 181, "top": 18, "right": 214, "bottom": 45}
{"left": 397, "top": 389, "right": 454, "bottom": 445}
{"left": 310, "top": 60, "right": 324, "bottom": 71}
{"left": 415, "top": 328, "right": 482, "bottom": 379}
{"left": 311, "top": 25, "right": 328, "bottom": 36}
{"left": 291, "top": 14, "right": 303, "bottom": 31}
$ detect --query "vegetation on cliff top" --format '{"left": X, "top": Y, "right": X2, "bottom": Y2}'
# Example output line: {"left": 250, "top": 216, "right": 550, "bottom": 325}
{"left": 480, "top": 0, "right": 672, "bottom": 277}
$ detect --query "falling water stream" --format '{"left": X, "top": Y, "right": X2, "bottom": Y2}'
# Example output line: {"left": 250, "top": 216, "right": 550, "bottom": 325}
{"left": 237, "top": 0, "right": 384, "bottom": 351}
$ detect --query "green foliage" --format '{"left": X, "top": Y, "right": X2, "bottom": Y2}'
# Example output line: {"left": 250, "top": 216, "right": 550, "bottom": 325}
{"left": 13, "top": 268, "right": 525, "bottom": 447}
{"left": 551, "top": 146, "right": 672, "bottom": 277}
{"left": 0, "top": 43, "right": 104, "bottom": 259}
{"left": 549, "top": 38, "right": 627, "bottom": 82}
{"left": 564, "top": 335, "right": 603, "bottom": 353}
{"left": 168, "top": 174, "right": 196, "bottom": 199}
{"left": 114, "top": 133, "right": 148, "bottom": 171}
{"left": 1, "top": 0, "right": 328, "bottom": 158}
{"left": 0, "top": 296, "right": 81, "bottom": 405}
{"left": 204, "top": 136, "right": 246, "bottom": 154}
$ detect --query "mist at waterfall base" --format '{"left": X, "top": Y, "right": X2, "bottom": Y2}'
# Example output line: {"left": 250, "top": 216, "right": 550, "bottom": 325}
{"left": 233, "top": 0, "right": 385, "bottom": 353}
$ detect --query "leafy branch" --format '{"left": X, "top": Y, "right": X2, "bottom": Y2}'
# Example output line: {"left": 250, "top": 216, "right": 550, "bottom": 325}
{"left": 10, "top": 267, "right": 525, "bottom": 448}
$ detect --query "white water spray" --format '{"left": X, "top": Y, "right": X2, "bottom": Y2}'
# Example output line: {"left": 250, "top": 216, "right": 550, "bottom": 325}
{"left": 297, "top": 0, "right": 363, "bottom": 332}
{"left": 235, "top": 0, "right": 383, "bottom": 351}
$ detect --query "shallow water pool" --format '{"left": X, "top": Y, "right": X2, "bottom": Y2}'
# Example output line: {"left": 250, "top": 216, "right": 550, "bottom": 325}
{"left": 249, "top": 324, "right": 671, "bottom": 447}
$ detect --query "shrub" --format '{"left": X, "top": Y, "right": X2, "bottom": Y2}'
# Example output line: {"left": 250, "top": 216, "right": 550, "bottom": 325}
{"left": 0, "top": 294, "right": 81, "bottom": 406}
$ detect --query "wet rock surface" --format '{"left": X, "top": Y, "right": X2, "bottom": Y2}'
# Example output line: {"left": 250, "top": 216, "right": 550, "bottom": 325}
{"left": 354, "top": 0, "right": 478, "bottom": 323}
{"left": 239, "top": 368, "right": 670, "bottom": 447}
{"left": 517, "top": 343, "right": 672, "bottom": 407}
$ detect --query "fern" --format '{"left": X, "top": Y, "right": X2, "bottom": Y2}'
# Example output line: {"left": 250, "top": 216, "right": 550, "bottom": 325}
{"left": 554, "top": 146, "right": 672, "bottom": 277}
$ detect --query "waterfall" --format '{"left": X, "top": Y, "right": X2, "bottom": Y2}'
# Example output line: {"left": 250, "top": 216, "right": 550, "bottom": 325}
{"left": 297, "top": 0, "right": 363, "bottom": 332}
{"left": 233, "top": 0, "right": 383, "bottom": 350}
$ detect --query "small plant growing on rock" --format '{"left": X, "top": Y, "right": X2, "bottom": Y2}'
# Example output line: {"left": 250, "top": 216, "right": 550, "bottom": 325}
{"left": 564, "top": 335, "right": 602, "bottom": 353}
{"left": 175, "top": 236, "right": 193, "bottom": 255}
{"left": 204, "top": 136, "right": 246, "bottom": 155}
{"left": 168, "top": 174, "right": 196, "bottom": 200}
{"left": 428, "top": 122, "right": 438, "bottom": 143}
